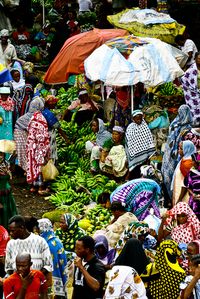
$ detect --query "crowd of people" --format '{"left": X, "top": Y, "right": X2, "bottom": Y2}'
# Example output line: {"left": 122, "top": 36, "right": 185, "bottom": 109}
{"left": 0, "top": 0, "right": 200, "bottom": 299}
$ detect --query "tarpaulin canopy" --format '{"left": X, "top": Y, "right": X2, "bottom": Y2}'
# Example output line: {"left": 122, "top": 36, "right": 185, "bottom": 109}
{"left": 44, "top": 28, "right": 128, "bottom": 84}
{"left": 84, "top": 36, "right": 185, "bottom": 87}
{"left": 107, "top": 9, "right": 185, "bottom": 44}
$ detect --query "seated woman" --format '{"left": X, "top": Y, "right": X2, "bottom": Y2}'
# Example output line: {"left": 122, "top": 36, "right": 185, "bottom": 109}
{"left": 85, "top": 118, "right": 111, "bottom": 172}
{"left": 142, "top": 240, "right": 185, "bottom": 299}
{"left": 94, "top": 235, "right": 116, "bottom": 270}
{"left": 63, "top": 89, "right": 101, "bottom": 126}
{"left": 172, "top": 140, "right": 196, "bottom": 206}
{"left": 125, "top": 110, "right": 155, "bottom": 179}
{"left": 104, "top": 265, "right": 148, "bottom": 299}
{"left": 99, "top": 126, "right": 128, "bottom": 178}
{"left": 158, "top": 202, "right": 200, "bottom": 245}
{"left": 55, "top": 213, "right": 86, "bottom": 253}
{"left": 110, "top": 178, "right": 161, "bottom": 221}
{"left": 180, "top": 254, "right": 200, "bottom": 299}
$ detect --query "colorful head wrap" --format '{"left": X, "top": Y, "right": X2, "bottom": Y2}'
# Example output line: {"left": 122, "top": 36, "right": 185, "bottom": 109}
{"left": 38, "top": 218, "right": 53, "bottom": 233}
{"left": 132, "top": 109, "right": 143, "bottom": 117}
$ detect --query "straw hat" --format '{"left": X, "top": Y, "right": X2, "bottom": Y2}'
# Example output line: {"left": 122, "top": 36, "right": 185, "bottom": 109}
{"left": 0, "top": 140, "right": 16, "bottom": 153}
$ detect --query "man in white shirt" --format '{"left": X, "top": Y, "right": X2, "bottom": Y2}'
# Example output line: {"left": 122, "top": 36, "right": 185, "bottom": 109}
{"left": 175, "top": 34, "right": 198, "bottom": 67}
{"left": 5, "top": 215, "right": 53, "bottom": 276}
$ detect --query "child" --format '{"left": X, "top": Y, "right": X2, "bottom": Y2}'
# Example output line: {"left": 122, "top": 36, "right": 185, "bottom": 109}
{"left": 180, "top": 254, "right": 200, "bottom": 299}
{"left": 0, "top": 140, "right": 17, "bottom": 228}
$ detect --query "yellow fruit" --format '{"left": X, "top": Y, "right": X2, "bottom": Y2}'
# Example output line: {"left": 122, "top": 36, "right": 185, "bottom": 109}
{"left": 78, "top": 219, "right": 91, "bottom": 230}
{"left": 0, "top": 117, "right": 3, "bottom": 124}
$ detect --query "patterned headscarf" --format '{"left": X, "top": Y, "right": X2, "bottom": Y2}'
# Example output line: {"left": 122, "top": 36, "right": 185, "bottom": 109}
{"left": 55, "top": 213, "right": 85, "bottom": 252}
{"left": 38, "top": 218, "right": 53, "bottom": 233}
{"left": 0, "top": 29, "right": 9, "bottom": 37}
{"left": 165, "top": 202, "right": 200, "bottom": 244}
{"left": 147, "top": 240, "right": 185, "bottom": 299}
{"left": 96, "top": 118, "right": 111, "bottom": 147}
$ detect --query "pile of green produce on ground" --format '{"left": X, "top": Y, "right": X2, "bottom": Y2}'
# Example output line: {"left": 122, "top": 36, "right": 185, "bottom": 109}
{"left": 56, "top": 87, "right": 78, "bottom": 113}
{"left": 79, "top": 205, "right": 112, "bottom": 234}
{"left": 47, "top": 101, "right": 119, "bottom": 222}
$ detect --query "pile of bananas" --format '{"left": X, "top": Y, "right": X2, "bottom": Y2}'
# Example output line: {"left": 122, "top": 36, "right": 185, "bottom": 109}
{"left": 49, "top": 188, "right": 90, "bottom": 207}
{"left": 57, "top": 202, "right": 85, "bottom": 217}
{"left": 57, "top": 86, "right": 79, "bottom": 112}
{"left": 155, "top": 82, "right": 184, "bottom": 97}
{"left": 84, "top": 205, "right": 112, "bottom": 233}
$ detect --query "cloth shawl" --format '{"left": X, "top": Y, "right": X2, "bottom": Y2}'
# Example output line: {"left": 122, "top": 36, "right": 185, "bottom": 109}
{"left": 165, "top": 202, "right": 200, "bottom": 244}
{"left": 115, "top": 238, "right": 149, "bottom": 275}
{"left": 96, "top": 118, "right": 111, "bottom": 147}
{"left": 38, "top": 218, "right": 67, "bottom": 297}
{"left": 125, "top": 119, "right": 155, "bottom": 171}
{"left": 104, "top": 265, "right": 147, "bottom": 299}
{"left": 181, "top": 62, "right": 200, "bottom": 124}
{"left": 26, "top": 111, "right": 50, "bottom": 183}
{"left": 161, "top": 104, "right": 192, "bottom": 197}
{"left": 144, "top": 240, "right": 185, "bottom": 299}
{"left": 94, "top": 235, "right": 116, "bottom": 265}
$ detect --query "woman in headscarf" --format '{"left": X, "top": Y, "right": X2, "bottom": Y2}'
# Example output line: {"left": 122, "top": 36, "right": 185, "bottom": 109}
{"left": 94, "top": 235, "right": 116, "bottom": 270}
{"left": 85, "top": 118, "right": 111, "bottom": 172}
{"left": 125, "top": 110, "right": 155, "bottom": 179}
{"left": 0, "top": 29, "right": 17, "bottom": 67}
{"left": 142, "top": 240, "right": 185, "bottom": 299}
{"left": 55, "top": 213, "right": 86, "bottom": 253}
{"left": 110, "top": 178, "right": 161, "bottom": 221}
{"left": 172, "top": 140, "right": 196, "bottom": 206}
{"left": 26, "top": 103, "right": 50, "bottom": 194}
{"left": 38, "top": 218, "right": 67, "bottom": 299}
{"left": 0, "top": 87, "right": 14, "bottom": 142}
{"left": 162, "top": 104, "right": 193, "bottom": 199}
{"left": 104, "top": 265, "right": 148, "bottom": 299}
{"left": 99, "top": 126, "right": 128, "bottom": 178}
{"left": 115, "top": 238, "right": 149, "bottom": 275}
{"left": 158, "top": 202, "right": 200, "bottom": 245}
{"left": 14, "top": 96, "right": 45, "bottom": 174}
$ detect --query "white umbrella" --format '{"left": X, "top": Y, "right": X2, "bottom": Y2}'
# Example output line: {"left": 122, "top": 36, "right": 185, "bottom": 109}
{"left": 84, "top": 37, "right": 185, "bottom": 87}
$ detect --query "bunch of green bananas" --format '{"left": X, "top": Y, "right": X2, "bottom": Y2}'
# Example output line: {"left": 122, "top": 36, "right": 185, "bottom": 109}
{"left": 156, "top": 82, "right": 184, "bottom": 97}
{"left": 57, "top": 202, "right": 85, "bottom": 216}
{"left": 49, "top": 187, "right": 90, "bottom": 207}
{"left": 86, "top": 174, "right": 109, "bottom": 190}
{"left": 57, "top": 86, "right": 79, "bottom": 111}
{"left": 86, "top": 205, "right": 112, "bottom": 233}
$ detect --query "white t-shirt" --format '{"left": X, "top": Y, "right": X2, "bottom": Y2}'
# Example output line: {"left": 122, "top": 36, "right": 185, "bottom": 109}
{"left": 181, "top": 39, "right": 198, "bottom": 66}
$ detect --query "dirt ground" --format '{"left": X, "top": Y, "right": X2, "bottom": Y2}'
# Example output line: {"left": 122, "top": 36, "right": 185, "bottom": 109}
{"left": 11, "top": 167, "right": 55, "bottom": 218}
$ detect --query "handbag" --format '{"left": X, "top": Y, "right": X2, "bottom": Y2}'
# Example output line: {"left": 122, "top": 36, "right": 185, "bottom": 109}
{"left": 41, "top": 159, "right": 59, "bottom": 182}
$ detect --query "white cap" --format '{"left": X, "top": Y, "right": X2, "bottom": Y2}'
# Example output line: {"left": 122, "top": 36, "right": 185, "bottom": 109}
{"left": 0, "top": 87, "right": 10, "bottom": 94}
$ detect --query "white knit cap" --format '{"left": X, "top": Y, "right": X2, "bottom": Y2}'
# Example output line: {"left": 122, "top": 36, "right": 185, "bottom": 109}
{"left": 0, "top": 87, "right": 10, "bottom": 94}
{"left": 113, "top": 126, "right": 124, "bottom": 133}
{"left": 0, "top": 29, "right": 9, "bottom": 37}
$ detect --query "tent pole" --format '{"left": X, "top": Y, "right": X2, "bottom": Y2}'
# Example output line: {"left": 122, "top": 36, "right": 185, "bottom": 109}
{"left": 42, "top": 0, "right": 45, "bottom": 26}
{"left": 101, "top": 82, "right": 105, "bottom": 102}
{"left": 131, "top": 85, "right": 134, "bottom": 114}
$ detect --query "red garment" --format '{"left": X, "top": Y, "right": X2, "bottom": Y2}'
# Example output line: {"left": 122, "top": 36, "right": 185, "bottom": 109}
{"left": 3, "top": 270, "right": 47, "bottom": 299}
{"left": 116, "top": 90, "right": 129, "bottom": 109}
{"left": 0, "top": 226, "right": 9, "bottom": 256}
{"left": 26, "top": 111, "right": 50, "bottom": 184}
{"left": 180, "top": 158, "right": 194, "bottom": 177}
{"left": 165, "top": 202, "right": 200, "bottom": 244}
{"left": 12, "top": 31, "right": 30, "bottom": 43}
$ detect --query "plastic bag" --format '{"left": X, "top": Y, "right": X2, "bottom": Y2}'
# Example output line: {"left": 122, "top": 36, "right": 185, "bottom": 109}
{"left": 41, "top": 159, "right": 59, "bottom": 181}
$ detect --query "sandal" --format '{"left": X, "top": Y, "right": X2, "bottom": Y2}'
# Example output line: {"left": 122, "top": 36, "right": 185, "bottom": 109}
{"left": 38, "top": 190, "right": 49, "bottom": 196}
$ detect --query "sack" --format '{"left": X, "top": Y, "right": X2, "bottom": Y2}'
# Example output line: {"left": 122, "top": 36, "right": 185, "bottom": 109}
{"left": 41, "top": 159, "right": 59, "bottom": 181}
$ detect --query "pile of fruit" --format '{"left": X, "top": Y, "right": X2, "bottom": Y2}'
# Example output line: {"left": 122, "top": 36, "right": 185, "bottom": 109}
{"left": 79, "top": 205, "right": 112, "bottom": 234}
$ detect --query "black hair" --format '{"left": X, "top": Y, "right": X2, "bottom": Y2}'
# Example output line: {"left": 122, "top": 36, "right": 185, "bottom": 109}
{"left": 191, "top": 254, "right": 200, "bottom": 266}
{"left": 110, "top": 201, "right": 125, "bottom": 212}
{"left": 175, "top": 35, "right": 185, "bottom": 43}
{"left": 195, "top": 51, "right": 200, "bottom": 59}
{"left": 8, "top": 215, "right": 26, "bottom": 228}
{"left": 78, "top": 236, "right": 95, "bottom": 252}
{"left": 24, "top": 216, "right": 39, "bottom": 232}
{"left": 97, "top": 192, "right": 110, "bottom": 205}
